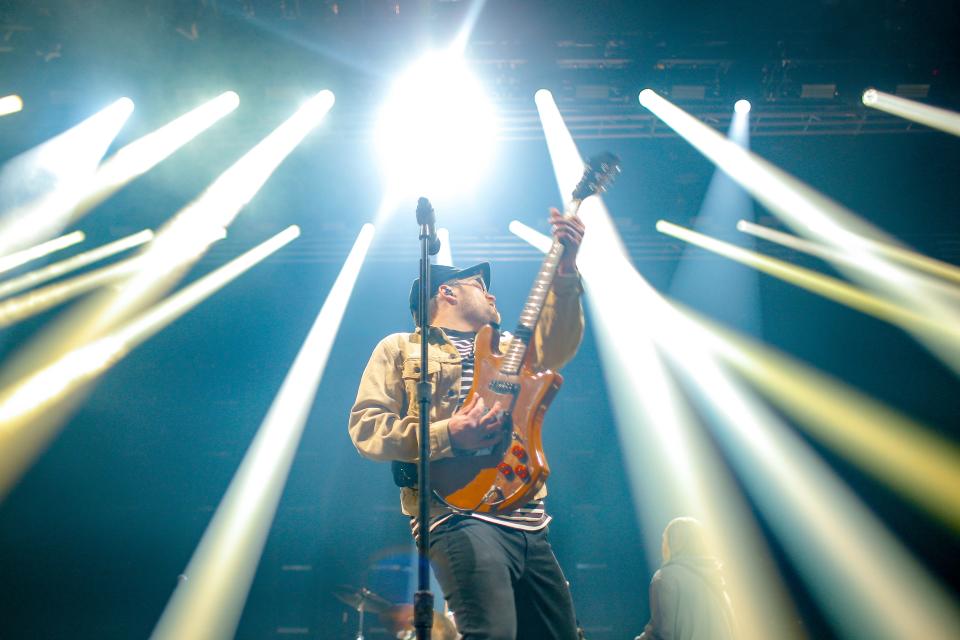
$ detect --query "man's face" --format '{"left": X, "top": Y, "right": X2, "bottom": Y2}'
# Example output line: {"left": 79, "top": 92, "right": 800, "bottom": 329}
{"left": 450, "top": 276, "right": 500, "bottom": 326}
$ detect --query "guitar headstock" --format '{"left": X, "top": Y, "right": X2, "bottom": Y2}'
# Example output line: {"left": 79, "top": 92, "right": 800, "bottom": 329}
{"left": 571, "top": 152, "right": 621, "bottom": 201}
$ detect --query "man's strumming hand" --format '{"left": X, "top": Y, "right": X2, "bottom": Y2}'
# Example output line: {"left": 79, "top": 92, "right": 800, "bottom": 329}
{"left": 448, "top": 395, "right": 504, "bottom": 450}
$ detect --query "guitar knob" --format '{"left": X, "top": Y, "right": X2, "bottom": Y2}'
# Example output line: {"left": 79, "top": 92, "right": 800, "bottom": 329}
{"left": 497, "top": 462, "right": 514, "bottom": 478}
{"left": 514, "top": 464, "right": 529, "bottom": 480}
{"left": 511, "top": 445, "right": 527, "bottom": 460}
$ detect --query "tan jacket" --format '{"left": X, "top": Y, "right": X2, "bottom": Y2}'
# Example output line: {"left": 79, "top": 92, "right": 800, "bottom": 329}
{"left": 348, "top": 272, "right": 585, "bottom": 516}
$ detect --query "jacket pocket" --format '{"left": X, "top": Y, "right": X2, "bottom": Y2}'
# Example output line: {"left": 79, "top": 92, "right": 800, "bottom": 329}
{"left": 402, "top": 357, "right": 441, "bottom": 419}
{"left": 402, "top": 357, "right": 459, "bottom": 417}
{"left": 401, "top": 357, "right": 441, "bottom": 379}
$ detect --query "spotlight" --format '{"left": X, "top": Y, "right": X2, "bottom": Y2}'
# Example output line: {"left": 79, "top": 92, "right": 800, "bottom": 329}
{"left": 534, "top": 88, "right": 553, "bottom": 103}
{"left": 734, "top": 99, "right": 752, "bottom": 114}
{"left": 32, "top": 97, "right": 134, "bottom": 190}
{"left": 103, "top": 91, "right": 240, "bottom": 183}
{"left": 376, "top": 51, "right": 497, "bottom": 199}
{"left": 0, "top": 95, "right": 23, "bottom": 117}
{"left": 533, "top": 89, "right": 593, "bottom": 196}
{"left": 862, "top": 88, "right": 960, "bottom": 138}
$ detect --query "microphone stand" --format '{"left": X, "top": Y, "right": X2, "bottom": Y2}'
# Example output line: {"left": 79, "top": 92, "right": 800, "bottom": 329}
{"left": 414, "top": 197, "right": 438, "bottom": 640}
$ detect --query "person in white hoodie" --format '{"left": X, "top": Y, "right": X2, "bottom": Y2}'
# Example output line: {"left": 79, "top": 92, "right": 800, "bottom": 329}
{"left": 636, "top": 517, "right": 738, "bottom": 640}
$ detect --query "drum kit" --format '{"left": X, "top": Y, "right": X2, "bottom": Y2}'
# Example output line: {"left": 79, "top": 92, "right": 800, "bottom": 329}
{"left": 334, "top": 585, "right": 459, "bottom": 640}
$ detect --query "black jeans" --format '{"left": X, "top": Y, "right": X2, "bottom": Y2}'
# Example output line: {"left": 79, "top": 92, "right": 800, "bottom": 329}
{"left": 428, "top": 516, "right": 579, "bottom": 640}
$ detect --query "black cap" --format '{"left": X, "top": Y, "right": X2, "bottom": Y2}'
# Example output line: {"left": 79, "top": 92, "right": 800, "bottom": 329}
{"left": 409, "top": 262, "right": 491, "bottom": 315}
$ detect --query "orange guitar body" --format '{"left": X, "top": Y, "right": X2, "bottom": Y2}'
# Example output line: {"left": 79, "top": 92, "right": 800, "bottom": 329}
{"left": 426, "top": 152, "right": 619, "bottom": 514}
{"left": 430, "top": 324, "right": 563, "bottom": 513}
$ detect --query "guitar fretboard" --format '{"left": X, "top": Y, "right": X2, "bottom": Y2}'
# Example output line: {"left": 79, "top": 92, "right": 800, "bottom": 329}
{"left": 500, "top": 207, "right": 577, "bottom": 375}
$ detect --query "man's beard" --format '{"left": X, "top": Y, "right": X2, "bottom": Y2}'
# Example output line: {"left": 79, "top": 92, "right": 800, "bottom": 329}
{"left": 465, "top": 298, "right": 500, "bottom": 327}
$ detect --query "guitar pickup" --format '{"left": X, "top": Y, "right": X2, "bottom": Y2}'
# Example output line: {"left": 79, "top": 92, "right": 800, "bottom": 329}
{"left": 488, "top": 379, "right": 520, "bottom": 394}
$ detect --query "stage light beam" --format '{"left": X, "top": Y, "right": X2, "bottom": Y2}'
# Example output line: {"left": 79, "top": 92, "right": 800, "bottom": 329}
{"left": 863, "top": 89, "right": 960, "bottom": 137}
{"left": 534, "top": 89, "right": 960, "bottom": 639}
{"left": 640, "top": 88, "right": 960, "bottom": 375}
{"left": 68, "top": 90, "right": 335, "bottom": 343}
{"left": 151, "top": 224, "right": 375, "bottom": 640}
{"left": 0, "top": 93, "right": 237, "bottom": 259}
{"left": 0, "top": 230, "right": 153, "bottom": 300}
{"left": 657, "top": 220, "right": 960, "bottom": 342}
{"left": 531, "top": 88, "right": 803, "bottom": 640}
{"left": 739, "top": 219, "right": 960, "bottom": 287}
{"left": 81, "top": 91, "right": 241, "bottom": 210}
{"left": 29, "top": 97, "right": 134, "bottom": 187}
{"left": 657, "top": 326, "right": 960, "bottom": 640}
{"left": 671, "top": 302, "right": 960, "bottom": 534}
{"left": 0, "top": 231, "right": 85, "bottom": 276}
{"left": 0, "top": 255, "right": 142, "bottom": 329}
{"left": 0, "top": 93, "right": 334, "bottom": 416}
{"left": 435, "top": 228, "right": 453, "bottom": 266}
{"left": 734, "top": 99, "right": 751, "bottom": 114}
{"left": 736, "top": 220, "right": 960, "bottom": 300}
{"left": 668, "top": 97, "right": 758, "bottom": 334}
{"left": 534, "top": 89, "right": 591, "bottom": 198}
{"left": 520, "top": 215, "right": 960, "bottom": 638}
{"left": 0, "top": 227, "right": 301, "bottom": 499}
{"left": 0, "top": 98, "right": 134, "bottom": 255}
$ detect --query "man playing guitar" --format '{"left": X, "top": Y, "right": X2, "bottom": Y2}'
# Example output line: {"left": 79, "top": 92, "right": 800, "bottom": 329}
{"left": 348, "top": 208, "right": 586, "bottom": 639}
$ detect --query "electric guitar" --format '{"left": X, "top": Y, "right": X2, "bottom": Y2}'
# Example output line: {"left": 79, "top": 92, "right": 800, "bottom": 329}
{"left": 430, "top": 152, "right": 620, "bottom": 513}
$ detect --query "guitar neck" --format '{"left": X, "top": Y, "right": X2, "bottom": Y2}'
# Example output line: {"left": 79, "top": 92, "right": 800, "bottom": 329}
{"left": 500, "top": 199, "right": 582, "bottom": 375}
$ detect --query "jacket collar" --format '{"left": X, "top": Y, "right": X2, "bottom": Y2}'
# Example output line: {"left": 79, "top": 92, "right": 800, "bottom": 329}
{"left": 411, "top": 326, "right": 460, "bottom": 356}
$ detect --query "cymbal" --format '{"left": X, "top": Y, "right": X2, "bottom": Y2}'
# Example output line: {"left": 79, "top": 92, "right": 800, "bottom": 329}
{"left": 379, "top": 604, "right": 459, "bottom": 640}
{"left": 332, "top": 585, "right": 392, "bottom": 614}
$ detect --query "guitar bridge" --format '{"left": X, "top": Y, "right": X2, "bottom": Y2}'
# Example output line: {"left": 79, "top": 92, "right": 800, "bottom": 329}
{"left": 480, "top": 486, "right": 506, "bottom": 507}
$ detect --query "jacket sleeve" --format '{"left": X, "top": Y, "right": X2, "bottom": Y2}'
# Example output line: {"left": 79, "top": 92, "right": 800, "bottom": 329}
{"left": 638, "top": 570, "right": 677, "bottom": 640}
{"left": 348, "top": 335, "right": 455, "bottom": 462}
{"left": 529, "top": 270, "right": 585, "bottom": 372}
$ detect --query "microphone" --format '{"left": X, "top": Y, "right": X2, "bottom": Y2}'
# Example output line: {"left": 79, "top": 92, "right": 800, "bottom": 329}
{"left": 416, "top": 197, "right": 441, "bottom": 256}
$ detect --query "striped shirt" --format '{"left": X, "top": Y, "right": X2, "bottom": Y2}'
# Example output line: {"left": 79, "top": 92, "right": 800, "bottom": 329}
{"left": 411, "top": 328, "right": 550, "bottom": 539}
{"left": 446, "top": 329, "right": 476, "bottom": 405}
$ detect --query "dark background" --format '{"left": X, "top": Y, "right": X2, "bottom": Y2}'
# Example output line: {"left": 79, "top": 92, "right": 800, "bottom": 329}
{"left": 0, "top": 1, "right": 958, "bottom": 638}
